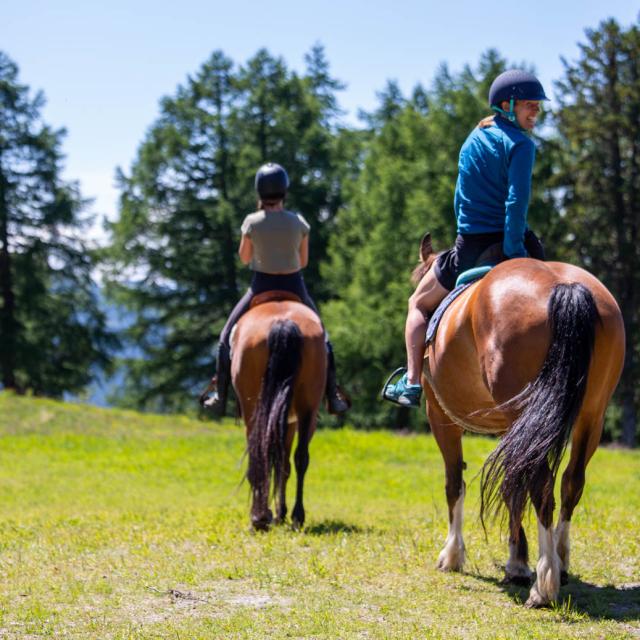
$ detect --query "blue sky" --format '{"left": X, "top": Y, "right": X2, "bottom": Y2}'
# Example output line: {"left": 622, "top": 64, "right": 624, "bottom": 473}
{"left": 3, "top": 1, "right": 638, "bottom": 239}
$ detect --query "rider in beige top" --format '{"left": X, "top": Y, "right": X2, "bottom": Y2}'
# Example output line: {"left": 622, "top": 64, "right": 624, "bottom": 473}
{"left": 202, "top": 163, "right": 349, "bottom": 417}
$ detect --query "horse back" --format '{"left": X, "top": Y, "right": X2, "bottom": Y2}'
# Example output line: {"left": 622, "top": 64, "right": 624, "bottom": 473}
{"left": 231, "top": 301, "right": 326, "bottom": 424}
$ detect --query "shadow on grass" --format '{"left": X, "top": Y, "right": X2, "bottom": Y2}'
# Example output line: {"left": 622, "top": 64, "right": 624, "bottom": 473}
{"left": 304, "top": 519, "right": 370, "bottom": 536}
{"left": 468, "top": 572, "right": 640, "bottom": 621}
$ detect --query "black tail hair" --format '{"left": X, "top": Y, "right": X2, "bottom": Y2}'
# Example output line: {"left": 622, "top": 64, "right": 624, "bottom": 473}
{"left": 247, "top": 319, "right": 302, "bottom": 504}
{"left": 480, "top": 283, "right": 599, "bottom": 528}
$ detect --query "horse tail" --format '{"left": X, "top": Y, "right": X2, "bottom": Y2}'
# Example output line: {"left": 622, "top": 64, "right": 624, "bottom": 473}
{"left": 480, "top": 282, "right": 600, "bottom": 528}
{"left": 247, "top": 319, "right": 303, "bottom": 504}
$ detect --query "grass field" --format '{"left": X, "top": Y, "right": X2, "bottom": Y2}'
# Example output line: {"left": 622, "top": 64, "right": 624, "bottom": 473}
{"left": 0, "top": 392, "right": 638, "bottom": 639}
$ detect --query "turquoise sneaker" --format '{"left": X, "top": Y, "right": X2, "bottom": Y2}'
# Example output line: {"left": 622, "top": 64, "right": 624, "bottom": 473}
{"left": 382, "top": 369, "right": 422, "bottom": 408}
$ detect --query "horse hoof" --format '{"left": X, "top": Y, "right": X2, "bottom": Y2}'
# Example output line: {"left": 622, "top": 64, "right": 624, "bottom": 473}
{"left": 437, "top": 541, "right": 465, "bottom": 572}
{"left": 437, "top": 557, "right": 463, "bottom": 572}
{"left": 502, "top": 574, "right": 533, "bottom": 587}
{"left": 251, "top": 511, "right": 273, "bottom": 532}
{"left": 292, "top": 506, "right": 304, "bottom": 528}
{"left": 525, "top": 585, "right": 554, "bottom": 609}
{"left": 252, "top": 520, "right": 271, "bottom": 532}
{"left": 560, "top": 570, "right": 569, "bottom": 586}
{"left": 525, "top": 594, "right": 552, "bottom": 609}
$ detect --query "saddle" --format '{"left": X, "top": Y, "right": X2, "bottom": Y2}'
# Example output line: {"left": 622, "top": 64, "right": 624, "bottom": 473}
{"left": 249, "top": 290, "right": 302, "bottom": 308}
{"left": 426, "top": 242, "right": 504, "bottom": 345}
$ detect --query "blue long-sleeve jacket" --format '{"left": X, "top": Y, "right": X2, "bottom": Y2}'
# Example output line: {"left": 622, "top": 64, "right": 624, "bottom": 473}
{"left": 454, "top": 117, "right": 536, "bottom": 257}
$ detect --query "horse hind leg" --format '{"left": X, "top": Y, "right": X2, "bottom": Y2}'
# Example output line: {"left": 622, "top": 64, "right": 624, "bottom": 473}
{"left": 275, "top": 417, "right": 296, "bottom": 525}
{"left": 502, "top": 481, "right": 532, "bottom": 585}
{"left": 556, "top": 413, "right": 602, "bottom": 585}
{"left": 274, "top": 457, "right": 291, "bottom": 525}
{"left": 291, "top": 411, "right": 314, "bottom": 530}
{"left": 504, "top": 520, "right": 532, "bottom": 586}
{"left": 526, "top": 462, "right": 561, "bottom": 608}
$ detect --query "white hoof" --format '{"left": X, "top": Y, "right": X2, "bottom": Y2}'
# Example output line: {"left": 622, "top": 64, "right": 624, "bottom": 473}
{"left": 525, "top": 586, "right": 551, "bottom": 608}
{"left": 437, "top": 537, "right": 465, "bottom": 572}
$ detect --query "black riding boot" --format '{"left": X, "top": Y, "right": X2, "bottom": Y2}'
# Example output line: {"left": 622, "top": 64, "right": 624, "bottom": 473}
{"left": 325, "top": 341, "right": 349, "bottom": 415}
{"left": 203, "top": 342, "right": 231, "bottom": 416}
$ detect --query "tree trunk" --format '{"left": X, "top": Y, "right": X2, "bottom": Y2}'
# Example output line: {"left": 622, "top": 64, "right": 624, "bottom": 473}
{"left": 0, "top": 169, "right": 18, "bottom": 390}
{"left": 214, "top": 90, "right": 238, "bottom": 304}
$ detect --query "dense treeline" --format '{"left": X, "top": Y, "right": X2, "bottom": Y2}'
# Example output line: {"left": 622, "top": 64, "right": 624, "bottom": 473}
{"left": 0, "top": 17, "right": 638, "bottom": 444}
{"left": 0, "top": 52, "right": 114, "bottom": 396}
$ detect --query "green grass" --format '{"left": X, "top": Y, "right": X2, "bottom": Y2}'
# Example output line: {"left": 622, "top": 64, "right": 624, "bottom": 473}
{"left": 0, "top": 392, "right": 638, "bottom": 639}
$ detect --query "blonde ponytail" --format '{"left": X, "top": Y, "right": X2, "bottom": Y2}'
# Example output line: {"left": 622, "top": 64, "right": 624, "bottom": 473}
{"left": 478, "top": 115, "right": 496, "bottom": 129}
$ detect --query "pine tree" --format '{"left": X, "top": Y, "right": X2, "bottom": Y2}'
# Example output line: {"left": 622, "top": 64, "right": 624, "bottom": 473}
{"left": 0, "top": 52, "right": 112, "bottom": 396}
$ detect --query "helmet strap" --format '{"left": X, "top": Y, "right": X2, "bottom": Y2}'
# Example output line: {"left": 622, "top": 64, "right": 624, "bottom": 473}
{"left": 491, "top": 98, "right": 527, "bottom": 131}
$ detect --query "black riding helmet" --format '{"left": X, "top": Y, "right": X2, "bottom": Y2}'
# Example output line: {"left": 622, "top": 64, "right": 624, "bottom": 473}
{"left": 489, "top": 69, "right": 548, "bottom": 106}
{"left": 488, "top": 70, "right": 548, "bottom": 125}
{"left": 255, "top": 163, "right": 289, "bottom": 201}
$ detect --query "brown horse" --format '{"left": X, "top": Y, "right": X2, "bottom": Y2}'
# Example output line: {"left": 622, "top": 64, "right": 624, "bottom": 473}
{"left": 230, "top": 292, "right": 327, "bottom": 531}
{"left": 416, "top": 234, "right": 624, "bottom": 607}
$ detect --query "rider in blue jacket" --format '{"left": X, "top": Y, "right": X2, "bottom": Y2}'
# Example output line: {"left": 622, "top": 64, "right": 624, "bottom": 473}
{"left": 384, "top": 70, "right": 548, "bottom": 407}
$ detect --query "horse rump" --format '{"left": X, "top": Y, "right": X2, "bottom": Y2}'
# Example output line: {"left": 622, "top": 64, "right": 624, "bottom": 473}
{"left": 480, "top": 282, "right": 600, "bottom": 528}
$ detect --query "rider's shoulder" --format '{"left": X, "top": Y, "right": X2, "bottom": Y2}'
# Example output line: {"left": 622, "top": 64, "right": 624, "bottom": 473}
{"left": 294, "top": 211, "right": 311, "bottom": 232}
{"left": 278, "top": 209, "right": 311, "bottom": 232}
{"left": 493, "top": 117, "right": 533, "bottom": 147}
{"left": 244, "top": 209, "right": 265, "bottom": 221}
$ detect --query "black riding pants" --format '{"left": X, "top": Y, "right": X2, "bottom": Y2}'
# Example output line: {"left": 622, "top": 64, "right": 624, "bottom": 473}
{"left": 433, "top": 229, "right": 545, "bottom": 291}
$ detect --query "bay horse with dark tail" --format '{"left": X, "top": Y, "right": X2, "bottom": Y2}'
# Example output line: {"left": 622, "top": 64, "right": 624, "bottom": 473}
{"left": 416, "top": 234, "right": 624, "bottom": 607}
{"left": 230, "top": 292, "right": 326, "bottom": 531}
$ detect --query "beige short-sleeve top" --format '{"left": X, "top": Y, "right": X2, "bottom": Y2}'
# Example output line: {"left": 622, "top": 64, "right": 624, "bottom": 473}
{"left": 240, "top": 209, "right": 310, "bottom": 273}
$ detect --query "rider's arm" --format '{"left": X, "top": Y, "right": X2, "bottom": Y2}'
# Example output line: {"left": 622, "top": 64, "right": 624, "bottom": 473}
{"left": 238, "top": 234, "right": 253, "bottom": 265}
{"left": 503, "top": 139, "right": 536, "bottom": 258}
{"left": 299, "top": 235, "right": 309, "bottom": 269}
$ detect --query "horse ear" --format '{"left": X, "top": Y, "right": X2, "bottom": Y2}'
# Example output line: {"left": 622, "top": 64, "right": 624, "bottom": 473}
{"left": 419, "top": 233, "right": 433, "bottom": 262}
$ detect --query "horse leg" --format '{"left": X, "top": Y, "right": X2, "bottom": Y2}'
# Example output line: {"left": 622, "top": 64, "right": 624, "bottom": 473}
{"left": 504, "top": 515, "right": 532, "bottom": 585}
{"left": 428, "top": 394, "right": 466, "bottom": 571}
{"left": 503, "top": 492, "right": 532, "bottom": 585}
{"left": 275, "top": 419, "right": 296, "bottom": 525}
{"left": 249, "top": 470, "right": 273, "bottom": 532}
{"left": 526, "top": 463, "right": 561, "bottom": 608}
{"left": 239, "top": 385, "right": 273, "bottom": 530}
{"left": 275, "top": 457, "right": 291, "bottom": 525}
{"left": 556, "top": 414, "right": 602, "bottom": 585}
{"left": 247, "top": 411, "right": 273, "bottom": 531}
{"left": 250, "top": 483, "right": 273, "bottom": 531}
{"left": 291, "top": 411, "right": 314, "bottom": 530}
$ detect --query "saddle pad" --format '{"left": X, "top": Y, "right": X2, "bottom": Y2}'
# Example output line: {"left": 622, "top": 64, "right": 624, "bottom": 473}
{"left": 425, "top": 281, "right": 474, "bottom": 345}
{"left": 426, "top": 262, "right": 497, "bottom": 345}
